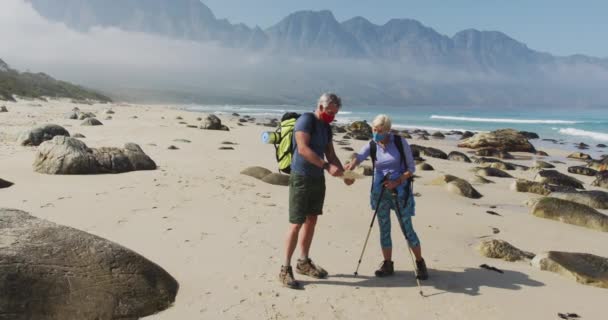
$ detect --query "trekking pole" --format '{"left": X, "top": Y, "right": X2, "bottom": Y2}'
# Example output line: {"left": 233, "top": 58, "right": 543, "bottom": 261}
{"left": 354, "top": 174, "right": 389, "bottom": 276}
{"left": 392, "top": 179, "right": 425, "bottom": 297}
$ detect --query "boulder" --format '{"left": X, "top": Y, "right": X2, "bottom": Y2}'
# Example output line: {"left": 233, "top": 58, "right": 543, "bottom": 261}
{"left": 460, "top": 131, "right": 474, "bottom": 140}
{"left": 536, "top": 150, "right": 549, "bottom": 156}
{"left": 478, "top": 239, "right": 534, "bottom": 262}
{"left": 531, "top": 251, "right": 608, "bottom": 288}
{"left": 0, "top": 208, "right": 178, "bottom": 319}
{"left": 531, "top": 197, "right": 608, "bottom": 232}
{"left": 430, "top": 174, "right": 460, "bottom": 186}
{"left": 567, "top": 152, "right": 592, "bottom": 161}
{"left": 592, "top": 171, "right": 608, "bottom": 189}
{"left": 576, "top": 143, "right": 589, "bottom": 150}
{"left": 78, "top": 112, "right": 96, "bottom": 120}
{"left": 200, "top": 114, "right": 223, "bottom": 130}
{"left": 17, "top": 124, "right": 70, "bottom": 146}
{"left": 533, "top": 160, "right": 555, "bottom": 169}
{"left": 475, "top": 147, "right": 514, "bottom": 159}
{"left": 511, "top": 179, "right": 575, "bottom": 196}
{"left": 422, "top": 147, "right": 448, "bottom": 159}
{"left": 64, "top": 111, "right": 78, "bottom": 119}
{"left": 348, "top": 121, "right": 372, "bottom": 140}
{"left": 0, "top": 105, "right": 7, "bottom": 112}
{"left": 262, "top": 173, "right": 290, "bottom": 186}
{"left": 446, "top": 179, "right": 483, "bottom": 199}
{"left": 550, "top": 190, "right": 608, "bottom": 210}
{"left": 0, "top": 178, "right": 13, "bottom": 189}
{"left": 105, "top": 109, "right": 115, "bottom": 114}
{"left": 598, "top": 144, "right": 607, "bottom": 148}
{"left": 447, "top": 151, "right": 471, "bottom": 163}
{"left": 240, "top": 166, "right": 272, "bottom": 180}
{"left": 535, "top": 170, "right": 584, "bottom": 189}
{"left": 431, "top": 131, "right": 445, "bottom": 139}
{"left": 416, "top": 163, "right": 434, "bottom": 171}
{"left": 458, "top": 129, "right": 536, "bottom": 153}
{"left": 568, "top": 166, "right": 598, "bottom": 176}
{"left": 476, "top": 167, "right": 513, "bottom": 178}
{"left": 469, "top": 175, "right": 494, "bottom": 184}
{"left": 518, "top": 131, "right": 539, "bottom": 139}
{"left": 81, "top": 118, "right": 103, "bottom": 126}
{"left": 34, "top": 136, "right": 156, "bottom": 174}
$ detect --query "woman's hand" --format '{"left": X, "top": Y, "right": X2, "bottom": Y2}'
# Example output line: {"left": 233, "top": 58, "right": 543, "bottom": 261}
{"left": 344, "top": 161, "right": 356, "bottom": 171}
{"left": 383, "top": 178, "right": 401, "bottom": 190}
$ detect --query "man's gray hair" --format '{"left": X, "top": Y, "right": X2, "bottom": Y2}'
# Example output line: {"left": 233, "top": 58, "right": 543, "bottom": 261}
{"left": 318, "top": 93, "right": 342, "bottom": 109}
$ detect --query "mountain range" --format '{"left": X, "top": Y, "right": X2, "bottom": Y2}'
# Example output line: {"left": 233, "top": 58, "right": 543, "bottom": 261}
{"left": 20, "top": 0, "right": 608, "bottom": 107}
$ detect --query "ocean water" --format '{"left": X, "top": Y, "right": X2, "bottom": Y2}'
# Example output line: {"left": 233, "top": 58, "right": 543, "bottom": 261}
{"left": 187, "top": 104, "right": 608, "bottom": 156}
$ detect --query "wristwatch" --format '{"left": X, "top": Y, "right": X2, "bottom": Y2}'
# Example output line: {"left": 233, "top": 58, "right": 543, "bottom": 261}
{"left": 323, "top": 162, "right": 330, "bottom": 170}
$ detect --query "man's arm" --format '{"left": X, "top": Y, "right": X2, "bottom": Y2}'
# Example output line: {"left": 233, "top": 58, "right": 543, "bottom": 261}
{"left": 295, "top": 131, "right": 326, "bottom": 169}
{"left": 324, "top": 141, "right": 344, "bottom": 171}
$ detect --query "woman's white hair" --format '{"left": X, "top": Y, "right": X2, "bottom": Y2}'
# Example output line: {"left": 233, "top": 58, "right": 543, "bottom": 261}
{"left": 372, "top": 114, "right": 392, "bottom": 132}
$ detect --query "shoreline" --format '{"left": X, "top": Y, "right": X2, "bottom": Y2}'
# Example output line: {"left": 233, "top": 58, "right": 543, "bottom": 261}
{"left": 1, "top": 98, "right": 607, "bottom": 320}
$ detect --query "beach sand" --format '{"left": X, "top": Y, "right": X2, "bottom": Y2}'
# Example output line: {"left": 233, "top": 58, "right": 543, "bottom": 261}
{"left": 1, "top": 99, "right": 607, "bottom": 320}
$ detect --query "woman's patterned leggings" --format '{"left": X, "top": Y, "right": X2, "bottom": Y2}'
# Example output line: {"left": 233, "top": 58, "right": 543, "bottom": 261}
{"left": 376, "top": 191, "right": 420, "bottom": 249}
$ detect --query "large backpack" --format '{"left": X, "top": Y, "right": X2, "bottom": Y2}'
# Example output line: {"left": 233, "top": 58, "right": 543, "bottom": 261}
{"left": 369, "top": 134, "right": 413, "bottom": 192}
{"left": 274, "top": 112, "right": 301, "bottom": 174}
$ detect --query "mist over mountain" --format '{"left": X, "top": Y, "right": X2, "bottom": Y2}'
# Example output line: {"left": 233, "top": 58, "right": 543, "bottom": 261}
{"left": 13, "top": 0, "right": 608, "bottom": 107}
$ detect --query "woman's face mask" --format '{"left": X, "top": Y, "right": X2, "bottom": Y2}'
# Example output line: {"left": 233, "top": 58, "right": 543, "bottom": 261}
{"left": 373, "top": 132, "right": 386, "bottom": 142}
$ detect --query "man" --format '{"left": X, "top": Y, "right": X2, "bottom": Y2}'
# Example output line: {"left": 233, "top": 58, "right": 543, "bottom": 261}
{"left": 279, "top": 93, "right": 346, "bottom": 289}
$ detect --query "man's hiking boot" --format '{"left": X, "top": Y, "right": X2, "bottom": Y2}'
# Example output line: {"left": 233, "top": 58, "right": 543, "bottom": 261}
{"left": 279, "top": 266, "right": 301, "bottom": 289}
{"left": 416, "top": 259, "right": 429, "bottom": 280}
{"left": 375, "top": 260, "right": 394, "bottom": 277}
{"left": 296, "top": 258, "right": 328, "bottom": 279}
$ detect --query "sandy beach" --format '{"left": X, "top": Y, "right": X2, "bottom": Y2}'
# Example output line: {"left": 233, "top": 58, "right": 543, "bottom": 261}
{"left": 1, "top": 99, "right": 607, "bottom": 320}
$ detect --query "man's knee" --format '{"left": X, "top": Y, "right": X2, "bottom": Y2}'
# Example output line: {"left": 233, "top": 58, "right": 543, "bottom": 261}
{"left": 305, "top": 215, "right": 318, "bottom": 226}
{"left": 288, "top": 223, "right": 303, "bottom": 234}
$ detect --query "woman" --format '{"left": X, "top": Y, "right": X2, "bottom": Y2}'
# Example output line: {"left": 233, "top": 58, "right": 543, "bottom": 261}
{"left": 344, "top": 114, "right": 428, "bottom": 279}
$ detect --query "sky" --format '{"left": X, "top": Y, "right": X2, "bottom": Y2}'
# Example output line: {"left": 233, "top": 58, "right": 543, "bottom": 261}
{"left": 203, "top": 0, "right": 608, "bottom": 58}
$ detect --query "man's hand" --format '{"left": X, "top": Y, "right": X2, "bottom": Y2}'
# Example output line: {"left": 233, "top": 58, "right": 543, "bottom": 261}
{"left": 344, "top": 178, "right": 355, "bottom": 186}
{"left": 327, "top": 163, "right": 344, "bottom": 177}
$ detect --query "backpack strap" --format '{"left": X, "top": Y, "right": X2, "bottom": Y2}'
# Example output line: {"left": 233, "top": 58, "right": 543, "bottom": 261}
{"left": 393, "top": 134, "right": 407, "bottom": 170}
{"left": 369, "top": 141, "right": 377, "bottom": 192}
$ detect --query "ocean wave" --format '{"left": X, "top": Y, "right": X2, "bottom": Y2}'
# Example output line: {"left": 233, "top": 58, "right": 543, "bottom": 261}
{"left": 558, "top": 128, "right": 608, "bottom": 142}
{"left": 430, "top": 115, "right": 581, "bottom": 124}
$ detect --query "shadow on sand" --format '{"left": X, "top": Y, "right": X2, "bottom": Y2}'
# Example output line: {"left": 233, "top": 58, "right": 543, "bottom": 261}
{"left": 299, "top": 267, "right": 544, "bottom": 296}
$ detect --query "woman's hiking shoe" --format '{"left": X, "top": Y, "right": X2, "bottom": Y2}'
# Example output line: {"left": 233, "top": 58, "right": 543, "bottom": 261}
{"left": 279, "top": 266, "right": 301, "bottom": 289}
{"left": 296, "top": 258, "right": 328, "bottom": 279}
{"left": 416, "top": 259, "right": 429, "bottom": 280}
{"left": 375, "top": 260, "right": 395, "bottom": 277}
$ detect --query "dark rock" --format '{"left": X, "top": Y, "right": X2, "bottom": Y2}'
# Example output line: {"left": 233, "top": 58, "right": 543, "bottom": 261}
{"left": 534, "top": 160, "right": 555, "bottom": 169}
{"left": 568, "top": 166, "right": 598, "bottom": 176}
{"left": 176, "top": 116, "right": 183, "bottom": 120}
{"left": 592, "top": 171, "right": 608, "bottom": 189}
{"left": 200, "top": 114, "right": 223, "bottom": 130}
{"left": 476, "top": 167, "right": 513, "bottom": 178}
{"left": 536, "top": 150, "right": 549, "bottom": 156}
{"left": 167, "top": 145, "right": 179, "bottom": 150}
{"left": 239, "top": 118, "right": 248, "bottom": 123}
{"left": 460, "top": 131, "right": 475, "bottom": 140}
{"left": 478, "top": 239, "right": 534, "bottom": 261}
{"left": 422, "top": 147, "right": 448, "bottom": 159}
{"left": 550, "top": 190, "right": 608, "bottom": 209}
{"left": 0, "top": 178, "right": 13, "bottom": 189}
{"left": 416, "top": 163, "right": 434, "bottom": 171}
{"left": 475, "top": 147, "right": 514, "bottom": 159}
{"left": 78, "top": 112, "right": 96, "bottom": 120}
{"left": 576, "top": 142, "right": 590, "bottom": 150}
{"left": 341, "top": 147, "right": 354, "bottom": 151}
{"left": 567, "top": 152, "right": 592, "bottom": 161}
{"left": 64, "top": 111, "right": 78, "bottom": 119}
{"left": 174, "top": 139, "right": 191, "bottom": 143}
{"left": 532, "top": 251, "right": 608, "bottom": 288}
{"left": 519, "top": 131, "right": 539, "bottom": 139}
{"left": 232, "top": 112, "right": 240, "bottom": 117}
{"left": 81, "top": 118, "right": 103, "bottom": 126}
{"left": 0, "top": 208, "right": 178, "bottom": 319}
{"left": 514, "top": 179, "right": 576, "bottom": 196}
{"left": 72, "top": 133, "right": 86, "bottom": 138}
{"left": 0, "top": 106, "right": 7, "bottom": 112}
{"left": 262, "top": 173, "right": 290, "bottom": 186}
{"left": 447, "top": 151, "right": 471, "bottom": 163}
{"left": 105, "top": 109, "right": 115, "bottom": 114}
{"left": 469, "top": 175, "right": 494, "bottom": 184}
{"left": 598, "top": 144, "right": 607, "bottom": 148}
{"left": 531, "top": 197, "right": 608, "bottom": 232}
{"left": 542, "top": 139, "right": 558, "bottom": 143}
{"left": 219, "top": 147, "right": 234, "bottom": 150}
{"left": 535, "top": 170, "right": 584, "bottom": 189}
{"left": 348, "top": 121, "right": 372, "bottom": 140}
{"left": 104, "top": 116, "right": 112, "bottom": 120}
{"left": 446, "top": 179, "right": 483, "bottom": 199}
{"left": 17, "top": 124, "right": 70, "bottom": 146}
{"left": 431, "top": 131, "right": 445, "bottom": 139}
